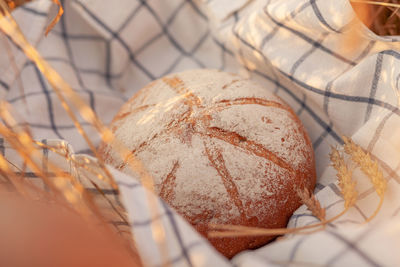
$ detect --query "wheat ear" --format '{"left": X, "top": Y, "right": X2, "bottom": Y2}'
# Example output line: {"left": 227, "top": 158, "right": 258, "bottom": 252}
{"left": 296, "top": 187, "right": 326, "bottom": 222}
{"left": 330, "top": 146, "right": 358, "bottom": 209}
{"left": 342, "top": 136, "right": 386, "bottom": 222}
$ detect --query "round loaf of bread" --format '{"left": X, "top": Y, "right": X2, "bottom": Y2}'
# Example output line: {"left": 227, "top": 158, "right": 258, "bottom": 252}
{"left": 99, "top": 69, "right": 316, "bottom": 258}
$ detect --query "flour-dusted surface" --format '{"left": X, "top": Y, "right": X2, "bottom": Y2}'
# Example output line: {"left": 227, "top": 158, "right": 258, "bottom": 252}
{"left": 99, "top": 69, "right": 316, "bottom": 258}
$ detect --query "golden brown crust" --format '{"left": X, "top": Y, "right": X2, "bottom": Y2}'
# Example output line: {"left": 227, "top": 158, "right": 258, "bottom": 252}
{"left": 100, "top": 69, "right": 316, "bottom": 259}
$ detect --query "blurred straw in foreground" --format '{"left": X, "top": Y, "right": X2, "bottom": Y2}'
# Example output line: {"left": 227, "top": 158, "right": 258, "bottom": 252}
{"left": 0, "top": 0, "right": 172, "bottom": 265}
{"left": 351, "top": 0, "right": 400, "bottom": 36}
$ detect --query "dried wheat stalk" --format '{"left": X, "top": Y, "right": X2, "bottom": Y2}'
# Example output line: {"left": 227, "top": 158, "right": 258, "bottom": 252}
{"left": 0, "top": 2, "right": 168, "bottom": 263}
{"left": 4, "top": 0, "right": 31, "bottom": 10}
{"left": 3, "top": 0, "right": 63, "bottom": 35}
{"left": 330, "top": 147, "right": 358, "bottom": 209}
{"left": 296, "top": 187, "right": 326, "bottom": 222}
{"left": 342, "top": 136, "right": 386, "bottom": 222}
{"left": 45, "top": 0, "right": 63, "bottom": 36}
{"left": 343, "top": 137, "right": 387, "bottom": 198}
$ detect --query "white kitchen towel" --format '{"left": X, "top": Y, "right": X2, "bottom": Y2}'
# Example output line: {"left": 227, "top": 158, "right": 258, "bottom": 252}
{"left": 2, "top": 0, "right": 400, "bottom": 266}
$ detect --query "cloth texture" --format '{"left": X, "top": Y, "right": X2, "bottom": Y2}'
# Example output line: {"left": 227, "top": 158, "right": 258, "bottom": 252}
{"left": 2, "top": 0, "right": 400, "bottom": 266}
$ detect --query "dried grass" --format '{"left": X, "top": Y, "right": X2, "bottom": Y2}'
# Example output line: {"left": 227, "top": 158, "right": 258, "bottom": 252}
{"left": 4, "top": 0, "right": 62, "bottom": 35}
{"left": 350, "top": 0, "right": 400, "bottom": 36}
{"left": 4, "top": 0, "right": 31, "bottom": 10}
{"left": 45, "top": 0, "right": 63, "bottom": 36}
{"left": 0, "top": 1, "right": 149, "bottom": 264}
{"left": 1, "top": 35, "right": 27, "bottom": 108}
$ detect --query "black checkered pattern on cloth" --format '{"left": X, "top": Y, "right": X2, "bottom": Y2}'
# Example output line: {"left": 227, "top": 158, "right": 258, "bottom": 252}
{"left": 3, "top": 0, "right": 400, "bottom": 266}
